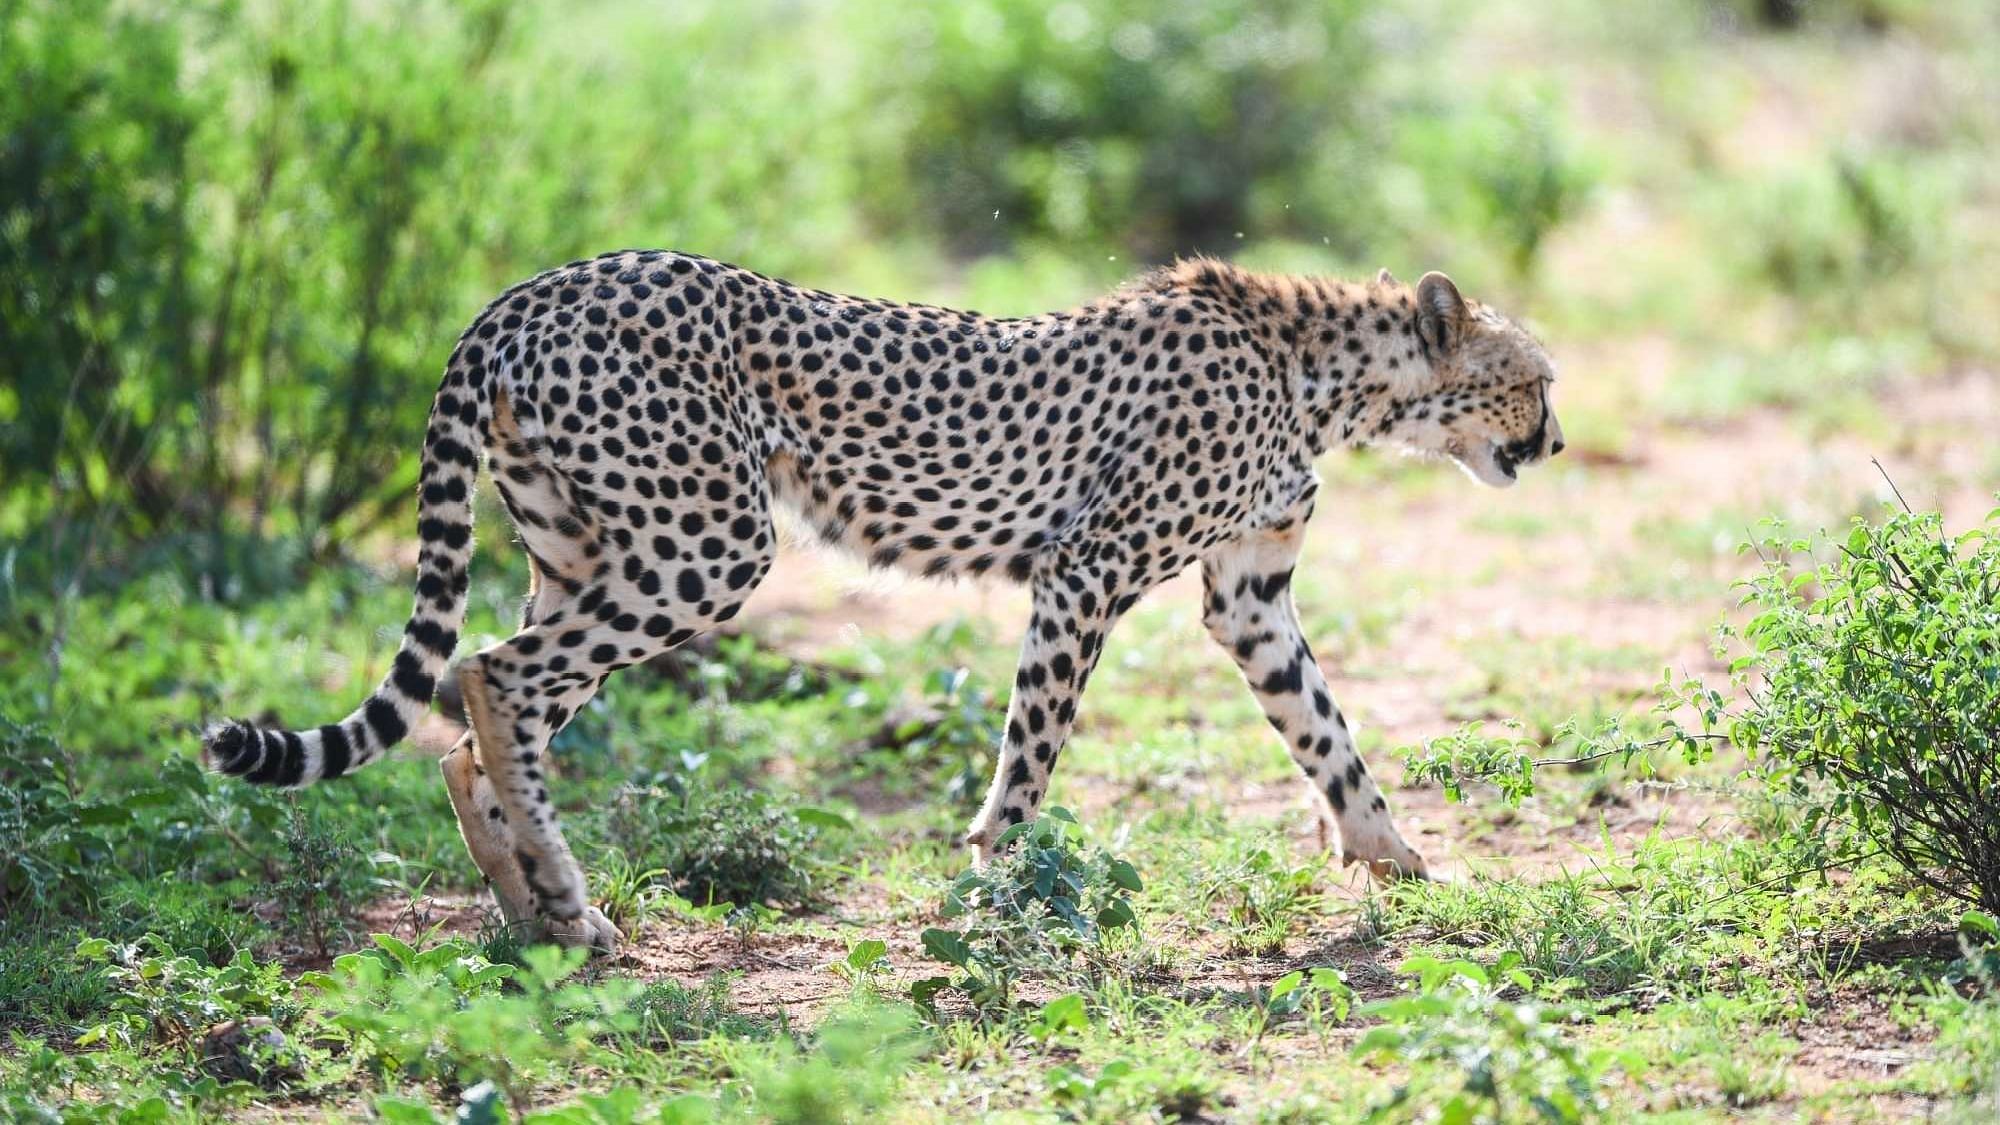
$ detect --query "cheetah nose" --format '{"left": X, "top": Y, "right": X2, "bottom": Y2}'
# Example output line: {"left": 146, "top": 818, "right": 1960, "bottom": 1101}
{"left": 1549, "top": 437, "right": 1565, "bottom": 457}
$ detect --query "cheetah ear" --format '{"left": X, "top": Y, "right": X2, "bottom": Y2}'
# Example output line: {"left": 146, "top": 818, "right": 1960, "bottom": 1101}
{"left": 1375, "top": 267, "right": 1398, "bottom": 287}
{"left": 1416, "top": 271, "right": 1468, "bottom": 358}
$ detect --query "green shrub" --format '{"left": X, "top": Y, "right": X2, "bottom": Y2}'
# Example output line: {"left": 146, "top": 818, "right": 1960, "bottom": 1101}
{"left": 2, "top": 0, "right": 510, "bottom": 552}
{"left": 1718, "top": 504, "right": 2000, "bottom": 912}
{"left": 1045, "top": 1056, "right": 1222, "bottom": 1122}
{"left": 879, "top": 0, "right": 1381, "bottom": 257}
{"left": 305, "top": 935, "right": 635, "bottom": 1112}
{"left": 1386, "top": 82, "right": 1595, "bottom": 278}
{"left": 629, "top": 977, "right": 766, "bottom": 1046}
{"left": 0, "top": 0, "right": 891, "bottom": 557}
{"left": 1724, "top": 151, "right": 1954, "bottom": 337}
{"left": 270, "top": 808, "right": 370, "bottom": 959}
{"left": 723, "top": 1001, "right": 928, "bottom": 1124}
{"left": 74, "top": 935, "right": 296, "bottom": 1053}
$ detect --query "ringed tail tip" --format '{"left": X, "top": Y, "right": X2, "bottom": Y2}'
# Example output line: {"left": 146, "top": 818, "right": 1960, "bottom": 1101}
{"left": 200, "top": 719, "right": 307, "bottom": 787}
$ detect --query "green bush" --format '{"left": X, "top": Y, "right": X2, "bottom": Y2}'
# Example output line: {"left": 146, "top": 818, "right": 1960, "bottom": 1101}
{"left": 74, "top": 935, "right": 296, "bottom": 1054}
{"left": 1386, "top": 82, "right": 1595, "bottom": 278}
{"left": 270, "top": 808, "right": 371, "bottom": 959}
{"left": 0, "top": 709, "right": 297, "bottom": 917}
{"left": 880, "top": 0, "right": 1381, "bottom": 257}
{"left": 1739, "top": 154, "right": 1943, "bottom": 302}
{"left": 2, "top": 0, "right": 510, "bottom": 554}
{"left": 0, "top": 0, "right": 891, "bottom": 558}
{"left": 725, "top": 1002, "right": 928, "bottom": 1124}
{"left": 1, "top": 717, "right": 114, "bottom": 912}
{"left": 305, "top": 935, "right": 635, "bottom": 1111}
{"left": 1718, "top": 505, "right": 2000, "bottom": 912}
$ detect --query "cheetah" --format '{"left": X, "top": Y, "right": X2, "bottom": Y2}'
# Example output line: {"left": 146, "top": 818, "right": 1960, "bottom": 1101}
{"left": 204, "top": 251, "right": 1564, "bottom": 952}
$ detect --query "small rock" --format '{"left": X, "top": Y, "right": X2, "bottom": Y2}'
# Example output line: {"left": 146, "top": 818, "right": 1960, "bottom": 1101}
{"left": 200, "top": 1017, "right": 299, "bottom": 1086}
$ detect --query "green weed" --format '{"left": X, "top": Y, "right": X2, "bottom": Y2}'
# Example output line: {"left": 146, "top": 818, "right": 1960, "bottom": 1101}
{"left": 1355, "top": 954, "right": 1642, "bottom": 1123}
{"left": 914, "top": 808, "right": 1144, "bottom": 1010}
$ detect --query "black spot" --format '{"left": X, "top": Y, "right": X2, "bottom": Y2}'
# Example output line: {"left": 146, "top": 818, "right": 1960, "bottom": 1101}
{"left": 1260, "top": 660, "right": 1304, "bottom": 695}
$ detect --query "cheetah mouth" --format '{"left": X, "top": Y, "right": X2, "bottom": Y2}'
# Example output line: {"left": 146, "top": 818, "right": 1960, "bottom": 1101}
{"left": 1456, "top": 441, "right": 1522, "bottom": 488}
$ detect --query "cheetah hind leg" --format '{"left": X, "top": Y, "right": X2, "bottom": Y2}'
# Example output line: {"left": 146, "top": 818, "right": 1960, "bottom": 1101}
{"left": 439, "top": 731, "right": 540, "bottom": 937}
{"left": 457, "top": 654, "right": 624, "bottom": 955}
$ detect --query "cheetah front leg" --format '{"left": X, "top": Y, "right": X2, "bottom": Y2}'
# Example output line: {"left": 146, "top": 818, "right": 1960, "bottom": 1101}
{"left": 1201, "top": 529, "right": 1430, "bottom": 881}
{"left": 966, "top": 555, "right": 1129, "bottom": 860}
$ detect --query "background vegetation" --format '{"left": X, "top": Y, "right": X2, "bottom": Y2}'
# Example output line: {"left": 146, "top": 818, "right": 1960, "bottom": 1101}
{"left": 4, "top": 0, "right": 1999, "bottom": 1120}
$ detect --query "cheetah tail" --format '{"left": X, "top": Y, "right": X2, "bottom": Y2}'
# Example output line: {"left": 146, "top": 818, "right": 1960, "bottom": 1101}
{"left": 201, "top": 353, "right": 486, "bottom": 787}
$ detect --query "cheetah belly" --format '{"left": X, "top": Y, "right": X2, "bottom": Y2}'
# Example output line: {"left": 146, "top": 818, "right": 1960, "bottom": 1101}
{"left": 764, "top": 435, "right": 1095, "bottom": 583}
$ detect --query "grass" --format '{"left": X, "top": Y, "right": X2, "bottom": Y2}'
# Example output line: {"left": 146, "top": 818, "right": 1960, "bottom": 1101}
{"left": 4, "top": 544, "right": 1992, "bottom": 1119}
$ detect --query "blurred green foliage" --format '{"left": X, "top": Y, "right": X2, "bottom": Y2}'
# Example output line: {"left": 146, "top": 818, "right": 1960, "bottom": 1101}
{"left": 885, "top": 0, "right": 1381, "bottom": 254}
{"left": 7, "top": 0, "right": 1996, "bottom": 586}
{"left": 0, "top": 0, "right": 1598, "bottom": 570}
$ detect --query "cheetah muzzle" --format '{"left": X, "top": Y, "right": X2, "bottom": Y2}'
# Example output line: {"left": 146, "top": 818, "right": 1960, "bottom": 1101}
{"left": 203, "top": 251, "right": 1563, "bottom": 953}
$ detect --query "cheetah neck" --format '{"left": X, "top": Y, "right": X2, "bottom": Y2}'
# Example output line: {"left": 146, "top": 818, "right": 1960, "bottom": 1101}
{"left": 1250, "top": 274, "right": 1431, "bottom": 457}
{"left": 1141, "top": 260, "right": 1437, "bottom": 457}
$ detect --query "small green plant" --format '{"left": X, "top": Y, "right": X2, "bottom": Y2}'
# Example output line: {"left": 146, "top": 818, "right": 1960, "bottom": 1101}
{"left": 593, "top": 852, "right": 672, "bottom": 935}
{"left": 373, "top": 1082, "right": 717, "bottom": 1125}
{"left": 1, "top": 718, "right": 130, "bottom": 913}
{"left": 1401, "top": 719, "right": 1612, "bottom": 807}
{"left": 601, "top": 769, "right": 848, "bottom": 910}
{"left": 830, "top": 938, "right": 891, "bottom": 990}
{"left": 305, "top": 934, "right": 637, "bottom": 1115}
{"left": 860, "top": 665, "right": 1000, "bottom": 806}
{"left": 74, "top": 935, "right": 295, "bottom": 1052}
{"left": 1026, "top": 993, "right": 1090, "bottom": 1043}
{"left": 1045, "top": 1057, "right": 1220, "bottom": 1122}
{"left": 1248, "top": 968, "right": 1354, "bottom": 1045}
{"left": 1047, "top": 1059, "right": 1136, "bottom": 1109}
{"left": 272, "top": 807, "right": 367, "bottom": 959}
{"left": 1355, "top": 955, "right": 1640, "bottom": 1124}
{"left": 1209, "top": 842, "right": 1328, "bottom": 956}
{"left": 629, "top": 976, "right": 765, "bottom": 1046}
{"left": 724, "top": 1001, "right": 928, "bottom": 1124}
{"left": 912, "top": 808, "right": 1142, "bottom": 1010}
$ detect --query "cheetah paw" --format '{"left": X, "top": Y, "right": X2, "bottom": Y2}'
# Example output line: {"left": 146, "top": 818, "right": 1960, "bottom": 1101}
{"left": 1333, "top": 824, "right": 1432, "bottom": 883}
{"left": 1357, "top": 849, "right": 1432, "bottom": 883}
{"left": 538, "top": 905, "right": 625, "bottom": 956}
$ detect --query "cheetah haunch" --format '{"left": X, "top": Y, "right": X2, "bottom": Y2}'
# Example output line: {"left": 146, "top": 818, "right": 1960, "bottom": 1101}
{"left": 204, "top": 252, "right": 1564, "bottom": 953}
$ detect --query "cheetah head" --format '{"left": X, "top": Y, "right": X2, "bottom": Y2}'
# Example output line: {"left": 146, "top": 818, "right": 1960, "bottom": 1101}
{"left": 1392, "top": 271, "right": 1564, "bottom": 489}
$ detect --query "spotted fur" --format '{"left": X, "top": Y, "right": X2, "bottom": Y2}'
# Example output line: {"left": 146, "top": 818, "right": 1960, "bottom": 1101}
{"left": 204, "top": 251, "right": 1563, "bottom": 951}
